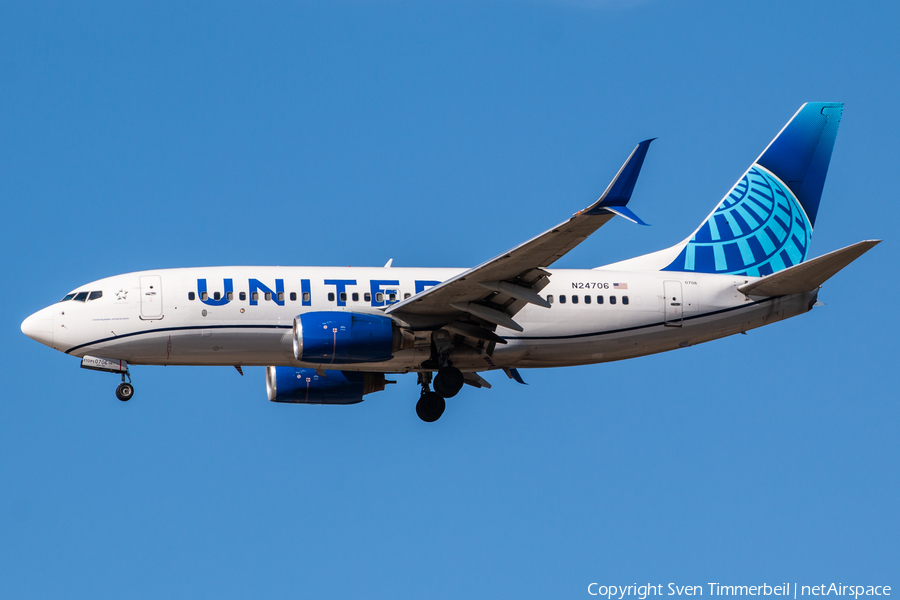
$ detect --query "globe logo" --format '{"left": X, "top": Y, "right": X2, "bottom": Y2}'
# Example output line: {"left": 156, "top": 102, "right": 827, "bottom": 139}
{"left": 664, "top": 164, "right": 812, "bottom": 276}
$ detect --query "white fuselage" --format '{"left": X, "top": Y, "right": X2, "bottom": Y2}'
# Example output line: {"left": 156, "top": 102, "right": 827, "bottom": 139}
{"left": 23, "top": 266, "right": 815, "bottom": 374}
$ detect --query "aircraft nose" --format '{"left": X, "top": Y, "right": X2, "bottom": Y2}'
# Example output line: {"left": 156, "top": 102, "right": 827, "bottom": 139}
{"left": 21, "top": 309, "right": 54, "bottom": 348}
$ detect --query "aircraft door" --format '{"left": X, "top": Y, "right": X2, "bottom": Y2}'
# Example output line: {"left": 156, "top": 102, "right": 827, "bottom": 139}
{"left": 663, "top": 280, "right": 683, "bottom": 327}
{"left": 140, "top": 275, "right": 164, "bottom": 320}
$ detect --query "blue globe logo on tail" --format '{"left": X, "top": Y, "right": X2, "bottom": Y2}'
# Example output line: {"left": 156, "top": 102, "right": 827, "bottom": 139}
{"left": 662, "top": 165, "right": 812, "bottom": 276}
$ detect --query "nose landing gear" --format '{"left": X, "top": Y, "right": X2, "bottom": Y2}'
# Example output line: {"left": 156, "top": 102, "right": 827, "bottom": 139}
{"left": 79, "top": 356, "right": 135, "bottom": 402}
{"left": 115, "top": 370, "right": 134, "bottom": 402}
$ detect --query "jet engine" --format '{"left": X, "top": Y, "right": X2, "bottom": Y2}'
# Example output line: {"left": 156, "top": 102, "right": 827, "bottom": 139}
{"left": 266, "top": 366, "right": 390, "bottom": 404}
{"left": 293, "top": 311, "right": 413, "bottom": 364}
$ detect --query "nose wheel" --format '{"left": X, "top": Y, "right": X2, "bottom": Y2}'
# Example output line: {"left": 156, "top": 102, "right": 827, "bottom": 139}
{"left": 116, "top": 382, "right": 135, "bottom": 401}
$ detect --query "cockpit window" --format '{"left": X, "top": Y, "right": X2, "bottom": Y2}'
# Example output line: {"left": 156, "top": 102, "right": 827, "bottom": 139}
{"left": 88, "top": 291, "right": 102, "bottom": 301}
{"left": 61, "top": 293, "right": 76, "bottom": 302}
{"left": 74, "top": 292, "right": 89, "bottom": 302}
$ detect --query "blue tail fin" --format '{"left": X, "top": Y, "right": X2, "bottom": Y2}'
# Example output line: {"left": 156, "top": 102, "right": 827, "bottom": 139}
{"left": 662, "top": 102, "right": 843, "bottom": 277}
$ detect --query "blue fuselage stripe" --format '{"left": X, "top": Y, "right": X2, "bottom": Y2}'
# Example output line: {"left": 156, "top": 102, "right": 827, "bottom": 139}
{"left": 64, "top": 324, "right": 292, "bottom": 355}
{"left": 65, "top": 297, "right": 783, "bottom": 354}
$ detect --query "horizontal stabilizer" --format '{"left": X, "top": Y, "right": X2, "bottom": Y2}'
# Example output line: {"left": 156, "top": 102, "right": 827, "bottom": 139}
{"left": 737, "top": 240, "right": 880, "bottom": 297}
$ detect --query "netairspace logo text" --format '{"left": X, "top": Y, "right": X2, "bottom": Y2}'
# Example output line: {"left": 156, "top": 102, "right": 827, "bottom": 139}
{"left": 587, "top": 584, "right": 892, "bottom": 599}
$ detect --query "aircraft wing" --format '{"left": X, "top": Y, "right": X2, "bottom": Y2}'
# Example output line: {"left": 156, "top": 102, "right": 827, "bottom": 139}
{"left": 386, "top": 139, "right": 654, "bottom": 334}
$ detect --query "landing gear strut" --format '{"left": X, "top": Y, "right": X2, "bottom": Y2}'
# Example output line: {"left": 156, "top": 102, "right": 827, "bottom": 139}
{"left": 415, "top": 372, "right": 445, "bottom": 422}
{"left": 115, "top": 370, "right": 134, "bottom": 402}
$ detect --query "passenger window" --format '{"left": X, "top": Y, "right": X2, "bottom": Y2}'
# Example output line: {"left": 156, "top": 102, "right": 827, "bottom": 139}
{"left": 352, "top": 293, "right": 359, "bottom": 302}
{"left": 302, "top": 292, "right": 310, "bottom": 302}
{"left": 389, "top": 293, "right": 396, "bottom": 301}
{"left": 88, "top": 291, "right": 102, "bottom": 301}
{"left": 61, "top": 293, "right": 76, "bottom": 302}
{"left": 584, "top": 295, "right": 591, "bottom": 304}
{"left": 375, "top": 292, "right": 384, "bottom": 303}
{"left": 597, "top": 295, "right": 604, "bottom": 304}
{"left": 328, "top": 292, "right": 335, "bottom": 302}
{"left": 610, "top": 295, "right": 617, "bottom": 305}
{"left": 572, "top": 295, "right": 578, "bottom": 304}
{"left": 277, "top": 292, "right": 284, "bottom": 302}
{"left": 364, "top": 293, "right": 371, "bottom": 302}
{"left": 547, "top": 295, "right": 554, "bottom": 304}
{"left": 240, "top": 292, "right": 247, "bottom": 301}
{"left": 560, "top": 295, "right": 567, "bottom": 304}
{"left": 200, "top": 292, "right": 208, "bottom": 301}
{"left": 265, "top": 292, "right": 272, "bottom": 301}
{"left": 227, "top": 292, "right": 234, "bottom": 301}
{"left": 623, "top": 296, "right": 629, "bottom": 305}
{"left": 214, "top": 292, "right": 221, "bottom": 301}
{"left": 340, "top": 292, "right": 347, "bottom": 302}
{"left": 290, "top": 292, "right": 297, "bottom": 301}
{"left": 404, "top": 293, "right": 411, "bottom": 299}
{"left": 188, "top": 292, "right": 195, "bottom": 301}
{"left": 252, "top": 292, "right": 259, "bottom": 302}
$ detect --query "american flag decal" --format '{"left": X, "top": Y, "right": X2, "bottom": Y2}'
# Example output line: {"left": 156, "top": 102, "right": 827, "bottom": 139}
{"left": 613, "top": 283, "right": 628, "bottom": 289}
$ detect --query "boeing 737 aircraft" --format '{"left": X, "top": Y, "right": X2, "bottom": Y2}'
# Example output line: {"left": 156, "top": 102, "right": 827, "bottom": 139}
{"left": 22, "top": 103, "right": 879, "bottom": 421}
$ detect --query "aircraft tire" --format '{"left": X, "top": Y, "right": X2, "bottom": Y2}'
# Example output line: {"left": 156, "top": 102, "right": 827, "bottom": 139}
{"left": 416, "top": 392, "right": 445, "bottom": 422}
{"left": 116, "top": 383, "right": 134, "bottom": 402}
{"left": 433, "top": 367, "right": 464, "bottom": 398}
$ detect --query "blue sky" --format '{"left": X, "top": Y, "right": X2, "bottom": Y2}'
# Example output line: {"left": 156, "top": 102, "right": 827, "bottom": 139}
{"left": 2, "top": 1, "right": 898, "bottom": 597}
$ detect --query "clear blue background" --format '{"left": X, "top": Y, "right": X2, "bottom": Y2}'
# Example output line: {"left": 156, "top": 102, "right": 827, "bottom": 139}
{"left": 2, "top": 1, "right": 897, "bottom": 597}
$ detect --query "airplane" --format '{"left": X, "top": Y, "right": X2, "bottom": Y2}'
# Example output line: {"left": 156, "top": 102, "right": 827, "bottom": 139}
{"left": 21, "top": 102, "right": 880, "bottom": 422}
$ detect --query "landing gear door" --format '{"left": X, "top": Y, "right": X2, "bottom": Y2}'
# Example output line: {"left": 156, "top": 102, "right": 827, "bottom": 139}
{"left": 140, "top": 275, "right": 163, "bottom": 320}
{"left": 664, "top": 280, "right": 683, "bottom": 327}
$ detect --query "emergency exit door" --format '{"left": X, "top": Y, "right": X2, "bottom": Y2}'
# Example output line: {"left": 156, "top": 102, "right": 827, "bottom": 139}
{"left": 664, "top": 280, "right": 683, "bottom": 327}
{"left": 140, "top": 275, "right": 163, "bottom": 320}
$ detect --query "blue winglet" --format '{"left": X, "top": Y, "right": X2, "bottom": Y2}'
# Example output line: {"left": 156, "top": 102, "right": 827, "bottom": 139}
{"left": 586, "top": 138, "right": 655, "bottom": 217}
{"left": 604, "top": 205, "right": 650, "bottom": 226}
{"left": 504, "top": 368, "right": 527, "bottom": 385}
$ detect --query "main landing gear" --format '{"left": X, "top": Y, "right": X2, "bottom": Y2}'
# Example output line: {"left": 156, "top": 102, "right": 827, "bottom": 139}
{"left": 416, "top": 390, "right": 445, "bottom": 423}
{"left": 433, "top": 365, "right": 464, "bottom": 398}
{"left": 415, "top": 365, "right": 465, "bottom": 423}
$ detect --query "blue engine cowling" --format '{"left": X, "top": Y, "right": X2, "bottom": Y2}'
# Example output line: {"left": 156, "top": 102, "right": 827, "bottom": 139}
{"left": 293, "top": 311, "right": 407, "bottom": 364}
{"left": 266, "top": 366, "right": 389, "bottom": 404}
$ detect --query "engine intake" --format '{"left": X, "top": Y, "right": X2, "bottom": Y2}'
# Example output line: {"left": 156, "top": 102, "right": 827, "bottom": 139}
{"left": 293, "top": 311, "right": 412, "bottom": 364}
{"left": 266, "top": 366, "right": 390, "bottom": 404}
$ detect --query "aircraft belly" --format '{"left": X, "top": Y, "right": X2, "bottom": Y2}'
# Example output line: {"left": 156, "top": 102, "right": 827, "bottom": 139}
{"left": 62, "top": 291, "right": 814, "bottom": 371}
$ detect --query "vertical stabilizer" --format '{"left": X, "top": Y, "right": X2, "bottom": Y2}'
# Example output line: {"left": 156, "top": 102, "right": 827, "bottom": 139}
{"left": 757, "top": 102, "right": 842, "bottom": 227}
{"left": 658, "top": 103, "right": 843, "bottom": 277}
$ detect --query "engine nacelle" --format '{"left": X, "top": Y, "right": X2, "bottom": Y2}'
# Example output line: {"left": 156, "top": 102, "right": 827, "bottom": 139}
{"left": 293, "top": 311, "right": 412, "bottom": 364}
{"left": 266, "top": 366, "right": 389, "bottom": 404}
